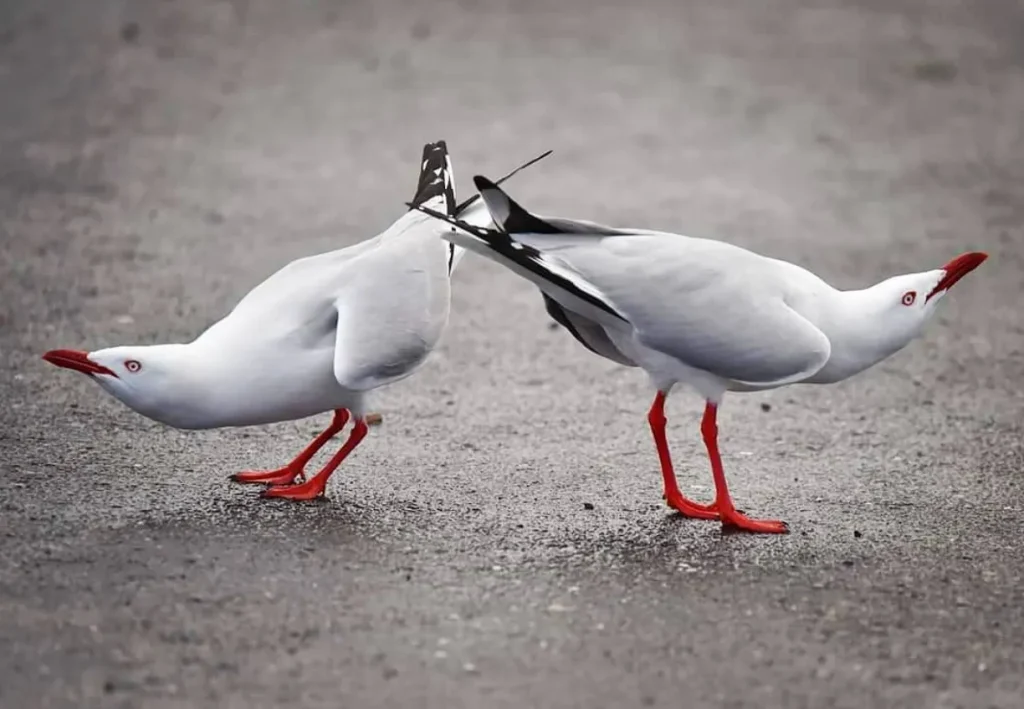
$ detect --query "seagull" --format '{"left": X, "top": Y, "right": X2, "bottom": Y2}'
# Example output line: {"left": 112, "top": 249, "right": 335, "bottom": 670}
{"left": 42, "top": 142, "right": 551, "bottom": 501}
{"left": 409, "top": 175, "right": 988, "bottom": 533}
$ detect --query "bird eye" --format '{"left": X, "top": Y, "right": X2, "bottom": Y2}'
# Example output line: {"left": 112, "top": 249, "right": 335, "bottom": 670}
{"left": 901, "top": 291, "right": 916, "bottom": 306}
{"left": 124, "top": 359, "right": 142, "bottom": 373}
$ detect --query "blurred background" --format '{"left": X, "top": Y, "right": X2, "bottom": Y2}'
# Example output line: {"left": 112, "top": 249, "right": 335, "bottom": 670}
{"left": 1, "top": 1, "right": 1022, "bottom": 708}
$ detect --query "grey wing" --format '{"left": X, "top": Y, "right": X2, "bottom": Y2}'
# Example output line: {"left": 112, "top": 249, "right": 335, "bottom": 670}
{"left": 542, "top": 295, "right": 637, "bottom": 367}
{"left": 544, "top": 236, "right": 832, "bottom": 386}
{"left": 635, "top": 295, "right": 831, "bottom": 386}
{"left": 331, "top": 238, "right": 451, "bottom": 391}
{"left": 225, "top": 235, "right": 385, "bottom": 322}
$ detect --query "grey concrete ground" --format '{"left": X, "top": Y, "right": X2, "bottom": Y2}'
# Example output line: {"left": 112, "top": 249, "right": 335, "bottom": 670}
{"left": 2, "top": 0, "right": 1023, "bottom": 707}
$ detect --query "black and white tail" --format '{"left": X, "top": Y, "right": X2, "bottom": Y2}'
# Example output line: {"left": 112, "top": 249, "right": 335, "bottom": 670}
{"left": 410, "top": 141, "right": 457, "bottom": 215}
{"left": 409, "top": 141, "right": 460, "bottom": 273}
{"left": 407, "top": 176, "right": 629, "bottom": 327}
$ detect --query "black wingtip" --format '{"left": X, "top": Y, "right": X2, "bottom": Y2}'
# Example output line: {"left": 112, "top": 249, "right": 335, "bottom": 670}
{"left": 454, "top": 149, "right": 553, "bottom": 215}
{"left": 472, "top": 175, "right": 497, "bottom": 192}
{"left": 471, "top": 174, "right": 560, "bottom": 235}
{"left": 410, "top": 140, "right": 456, "bottom": 214}
{"left": 411, "top": 198, "right": 627, "bottom": 325}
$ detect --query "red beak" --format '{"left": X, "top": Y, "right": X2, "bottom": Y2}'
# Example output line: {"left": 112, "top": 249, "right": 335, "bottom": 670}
{"left": 925, "top": 251, "right": 988, "bottom": 302}
{"left": 42, "top": 349, "right": 118, "bottom": 378}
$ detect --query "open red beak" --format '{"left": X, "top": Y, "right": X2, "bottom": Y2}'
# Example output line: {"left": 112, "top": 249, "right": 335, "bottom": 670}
{"left": 925, "top": 251, "right": 988, "bottom": 302}
{"left": 41, "top": 349, "right": 118, "bottom": 378}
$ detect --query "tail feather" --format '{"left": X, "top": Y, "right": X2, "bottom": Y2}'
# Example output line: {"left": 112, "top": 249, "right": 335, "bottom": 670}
{"left": 410, "top": 141, "right": 457, "bottom": 216}
{"left": 409, "top": 140, "right": 458, "bottom": 273}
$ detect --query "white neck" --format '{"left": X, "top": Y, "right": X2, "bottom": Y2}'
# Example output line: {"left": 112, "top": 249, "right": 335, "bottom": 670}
{"left": 804, "top": 284, "right": 920, "bottom": 384}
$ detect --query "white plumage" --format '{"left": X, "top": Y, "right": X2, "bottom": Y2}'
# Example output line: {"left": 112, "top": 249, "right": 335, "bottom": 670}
{"left": 411, "top": 174, "right": 988, "bottom": 533}
{"left": 42, "top": 143, "right": 550, "bottom": 501}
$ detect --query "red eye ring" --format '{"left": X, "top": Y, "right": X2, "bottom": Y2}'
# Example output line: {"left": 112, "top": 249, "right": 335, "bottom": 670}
{"left": 901, "top": 291, "right": 917, "bottom": 306}
{"left": 125, "top": 359, "right": 142, "bottom": 373}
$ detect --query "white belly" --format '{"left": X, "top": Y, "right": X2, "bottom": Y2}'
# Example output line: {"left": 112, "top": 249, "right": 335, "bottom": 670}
{"left": 151, "top": 348, "right": 361, "bottom": 430}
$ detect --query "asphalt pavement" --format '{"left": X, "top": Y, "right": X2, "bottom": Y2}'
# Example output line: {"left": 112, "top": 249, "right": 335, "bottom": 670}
{"left": 2, "top": 1, "right": 1023, "bottom": 707}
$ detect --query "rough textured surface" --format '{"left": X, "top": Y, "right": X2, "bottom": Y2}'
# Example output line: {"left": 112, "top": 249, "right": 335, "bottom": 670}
{"left": 2, "top": 1, "right": 1023, "bottom": 707}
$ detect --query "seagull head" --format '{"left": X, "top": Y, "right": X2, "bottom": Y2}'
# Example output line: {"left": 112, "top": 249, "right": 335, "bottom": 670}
{"left": 41, "top": 344, "right": 201, "bottom": 427}
{"left": 865, "top": 250, "right": 987, "bottom": 341}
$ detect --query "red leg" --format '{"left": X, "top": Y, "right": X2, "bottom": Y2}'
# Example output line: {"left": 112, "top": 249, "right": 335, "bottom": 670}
{"left": 648, "top": 391, "right": 718, "bottom": 520}
{"left": 700, "top": 402, "right": 788, "bottom": 534}
{"left": 261, "top": 418, "right": 369, "bottom": 501}
{"left": 231, "top": 409, "right": 350, "bottom": 485}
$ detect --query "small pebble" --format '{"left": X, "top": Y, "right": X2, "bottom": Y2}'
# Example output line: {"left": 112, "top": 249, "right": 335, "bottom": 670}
{"left": 366, "top": 412, "right": 383, "bottom": 426}
{"left": 760, "top": 402, "right": 771, "bottom": 412}
{"left": 120, "top": 22, "right": 140, "bottom": 43}
{"left": 853, "top": 530, "right": 862, "bottom": 538}
{"left": 583, "top": 502, "right": 594, "bottom": 510}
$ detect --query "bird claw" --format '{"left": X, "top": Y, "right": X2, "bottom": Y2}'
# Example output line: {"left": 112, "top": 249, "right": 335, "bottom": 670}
{"left": 230, "top": 465, "right": 304, "bottom": 486}
{"left": 260, "top": 479, "right": 328, "bottom": 501}
{"left": 665, "top": 493, "right": 719, "bottom": 520}
{"left": 719, "top": 511, "right": 789, "bottom": 535}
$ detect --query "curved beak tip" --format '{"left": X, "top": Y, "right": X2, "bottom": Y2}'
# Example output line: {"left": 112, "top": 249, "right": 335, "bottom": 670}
{"left": 42, "top": 349, "right": 75, "bottom": 366}
{"left": 927, "top": 251, "right": 988, "bottom": 301}
{"left": 42, "top": 349, "right": 116, "bottom": 377}
{"left": 951, "top": 251, "right": 988, "bottom": 271}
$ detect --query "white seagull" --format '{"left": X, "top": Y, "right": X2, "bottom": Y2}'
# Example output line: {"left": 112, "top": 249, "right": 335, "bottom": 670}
{"left": 42, "top": 142, "right": 551, "bottom": 501}
{"left": 410, "top": 175, "right": 988, "bottom": 533}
